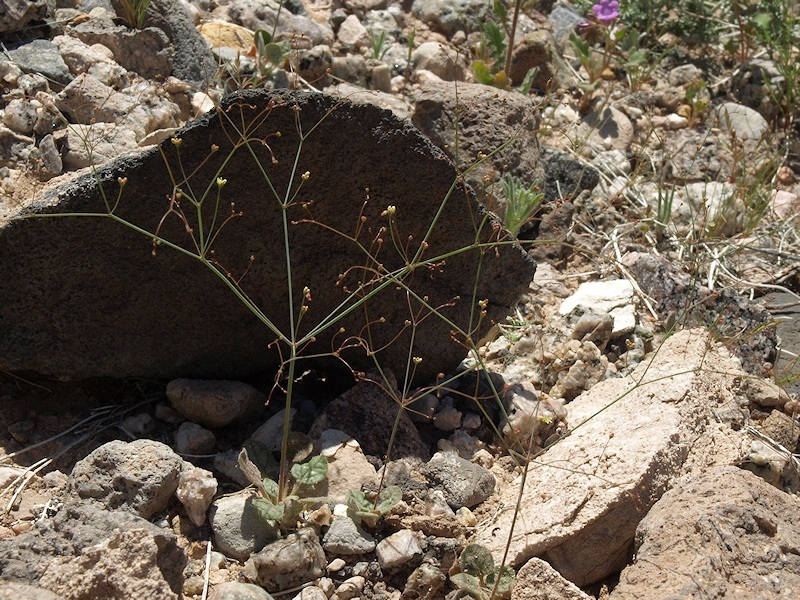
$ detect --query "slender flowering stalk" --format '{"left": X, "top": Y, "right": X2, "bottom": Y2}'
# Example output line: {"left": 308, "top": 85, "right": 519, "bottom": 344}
{"left": 592, "top": 0, "right": 620, "bottom": 26}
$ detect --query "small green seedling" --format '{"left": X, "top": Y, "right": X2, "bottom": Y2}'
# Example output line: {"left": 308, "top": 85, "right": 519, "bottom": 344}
{"left": 501, "top": 175, "right": 543, "bottom": 237}
{"left": 450, "top": 543, "right": 515, "bottom": 599}
{"left": 369, "top": 30, "right": 392, "bottom": 62}
{"left": 238, "top": 434, "right": 329, "bottom": 537}
{"left": 345, "top": 485, "right": 402, "bottom": 527}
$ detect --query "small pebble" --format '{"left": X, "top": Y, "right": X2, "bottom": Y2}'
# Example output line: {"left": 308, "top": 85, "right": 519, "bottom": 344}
{"left": 155, "top": 401, "right": 185, "bottom": 424}
{"left": 433, "top": 406, "right": 462, "bottom": 431}
{"left": 11, "top": 521, "right": 32, "bottom": 534}
{"left": 7, "top": 420, "right": 34, "bottom": 443}
{"left": 176, "top": 421, "right": 216, "bottom": 455}
{"left": 461, "top": 412, "right": 481, "bottom": 430}
{"left": 784, "top": 398, "right": 800, "bottom": 416}
{"left": 425, "top": 489, "right": 455, "bottom": 517}
{"left": 294, "top": 587, "right": 326, "bottom": 600}
{"left": 328, "top": 557, "right": 346, "bottom": 572}
{"left": 318, "top": 576, "right": 336, "bottom": 595}
{"left": 376, "top": 530, "right": 422, "bottom": 570}
{"left": 336, "top": 576, "right": 366, "bottom": 600}
{"left": 664, "top": 113, "right": 689, "bottom": 130}
{"left": 183, "top": 575, "right": 205, "bottom": 596}
{"left": 456, "top": 506, "right": 477, "bottom": 527}
{"left": 119, "top": 413, "right": 154, "bottom": 437}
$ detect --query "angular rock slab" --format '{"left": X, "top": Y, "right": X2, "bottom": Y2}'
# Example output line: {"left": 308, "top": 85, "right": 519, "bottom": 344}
{"left": 611, "top": 467, "right": 800, "bottom": 599}
{"left": 473, "top": 329, "right": 746, "bottom": 586}
{"left": 0, "top": 90, "right": 534, "bottom": 383}
{"left": 0, "top": 502, "right": 186, "bottom": 591}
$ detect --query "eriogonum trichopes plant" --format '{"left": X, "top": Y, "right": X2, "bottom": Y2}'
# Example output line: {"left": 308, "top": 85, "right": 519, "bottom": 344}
{"left": 593, "top": 0, "right": 620, "bottom": 26}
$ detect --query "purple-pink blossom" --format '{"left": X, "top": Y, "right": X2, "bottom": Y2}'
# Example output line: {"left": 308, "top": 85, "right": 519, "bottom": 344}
{"left": 592, "top": 0, "right": 620, "bottom": 25}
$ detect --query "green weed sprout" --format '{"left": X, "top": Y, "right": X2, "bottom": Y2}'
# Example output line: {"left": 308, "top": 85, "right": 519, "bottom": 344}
{"left": 406, "top": 28, "right": 416, "bottom": 71}
{"left": 238, "top": 437, "right": 329, "bottom": 538}
{"left": 345, "top": 486, "right": 401, "bottom": 527}
{"left": 369, "top": 30, "right": 392, "bottom": 62}
{"left": 501, "top": 175, "right": 543, "bottom": 237}
{"left": 471, "top": 0, "right": 535, "bottom": 91}
{"left": 116, "top": 0, "right": 150, "bottom": 29}
{"left": 450, "top": 543, "right": 515, "bottom": 599}
{"left": 750, "top": 0, "right": 800, "bottom": 127}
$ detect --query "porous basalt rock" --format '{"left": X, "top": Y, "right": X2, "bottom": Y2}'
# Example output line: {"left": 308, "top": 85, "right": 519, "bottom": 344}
{"left": 0, "top": 90, "right": 535, "bottom": 384}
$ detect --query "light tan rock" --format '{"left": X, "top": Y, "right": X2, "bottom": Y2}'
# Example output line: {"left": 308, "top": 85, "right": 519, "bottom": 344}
{"left": 472, "top": 330, "right": 748, "bottom": 586}
{"left": 611, "top": 467, "right": 800, "bottom": 599}
{"left": 198, "top": 21, "right": 254, "bottom": 52}
{"left": 511, "top": 558, "right": 592, "bottom": 600}
{"left": 39, "top": 528, "right": 179, "bottom": 600}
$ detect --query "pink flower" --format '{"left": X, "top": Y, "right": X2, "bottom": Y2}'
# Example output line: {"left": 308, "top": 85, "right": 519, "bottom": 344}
{"left": 592, "top": 0, "right": 620, "bottom": 25}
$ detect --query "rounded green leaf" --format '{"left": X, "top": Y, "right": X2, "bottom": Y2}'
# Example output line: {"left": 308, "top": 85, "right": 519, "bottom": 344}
{"left": 460, "top": 543, "right": 495, "bottom": 578}
{"left": 263, "top": 43, "right": 286, "bottom": 66}
{"left": 252, "top": 497, "right": 284, "bottom": 523}
{"left": 290, "top": 454, "right": 328, "bottom": 486}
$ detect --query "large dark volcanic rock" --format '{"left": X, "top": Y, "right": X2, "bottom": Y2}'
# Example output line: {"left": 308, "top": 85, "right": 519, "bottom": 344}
{"left": 0, "top": 90, "right": 535, "bottom": 383}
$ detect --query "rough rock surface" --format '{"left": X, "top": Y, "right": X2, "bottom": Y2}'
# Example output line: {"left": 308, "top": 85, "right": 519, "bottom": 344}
{"left": 167, "top": 378, "right": 265, "bottom": 428}
{"left": 412, "top": 80, "right": 545, "bottom": 213}
{"left": 0, "top": 89, "right": 535, "bottom": 384}
{"left": 611, "top": 466, "right": 800, "bottom": 599}
{"left": 511, "top": 558, "right": 592, "bottom": 600}
{"left": 67, "top": 439, "right": 183, "bottom": 519}
{"left": 309, "top": 371, "right": 430, "bottom": 460}
{"left": 0, "top": 582, "right": 60, "bottom": 600}
{"left": 424, "top": 451, "right": 495, "bottom": 508}
{"left": 473, "top": 329, "right": 749, "bottom": 586}
{"left": 209, "top": 582, "right": 276, "bottom": 600}
{"left": 0, "top": 502, "right": 186, "bottom": 591}
{"left": 208, "top": 492, "right": 273, "bottom": 561}
{"left": 240, "top": 528, "right": 327, "bottom": 592}
{"left": 624, "top": 253, "right": 777, "bottom": 376}
{"left": 38, "top": 527, "right": 180, "bottom": 600}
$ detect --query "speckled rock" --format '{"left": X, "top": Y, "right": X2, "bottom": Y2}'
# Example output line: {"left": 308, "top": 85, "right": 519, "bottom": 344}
{"left": 67, "top": 439, "right": 183, "bottom": 519}
{"left": 424, "top": 451, "right": 495, "bottom": 509}
{"left": 167, "top": 379, "right": 265, "bottom": 428}
{"left": 240, "top": 528, "right": 326, "bottom": 592}
{"left": 612, "top": 467, "right": 800, "bottom": 599}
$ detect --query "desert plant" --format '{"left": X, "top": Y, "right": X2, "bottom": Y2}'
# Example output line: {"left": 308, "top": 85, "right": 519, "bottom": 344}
{"left": 345, "top": 485, "right": 402, "bottom": 527}
{"left": 500, "top": 175, "right": 543, "bottom": 236}
{"left": 238, "top": 436, "right": 329, "bottom": 537}
{"left": 116, "top": 0, "right": 150, "bottom": 30}
{"left": 749, "top": 0, "right": 800, "bottom": 127}
{"left": 450, "top": 543, "right": 515, "bottom": 599}
{"left": 369, "top": 30, "right": 392, "bottom": 62}
{"left": 471, "top": 0, "right": 536, "bottom": 91}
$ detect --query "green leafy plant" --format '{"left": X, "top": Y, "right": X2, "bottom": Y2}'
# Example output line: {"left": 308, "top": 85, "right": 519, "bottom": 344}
{"left": 238, "top": 435, "right": 329, "bottom": 537}
{"left": 500, "top": 175, "right": 543, "bottom": 237}
{"left": 681, "top": 79, "right": 710, "bottom": 127}
{"left": 472, "top": 11, "right": 510, "bottom": 89}
{"left": 749, "top": 0, "right": 800, "bottom": 127}
{"left": 471, "top": 0, "right": 534, "bottom": 91}
{"left": 254, "top": 29, "right": 291, "bottom": 79}
{"left": 345, "top": 485, "right": 402, "bottom": 527}
{"left": 116, "top": 0, "right": 150, "bottom": 29}
{"left": 450, "top": 543, "right": 515, "bottom": 599}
